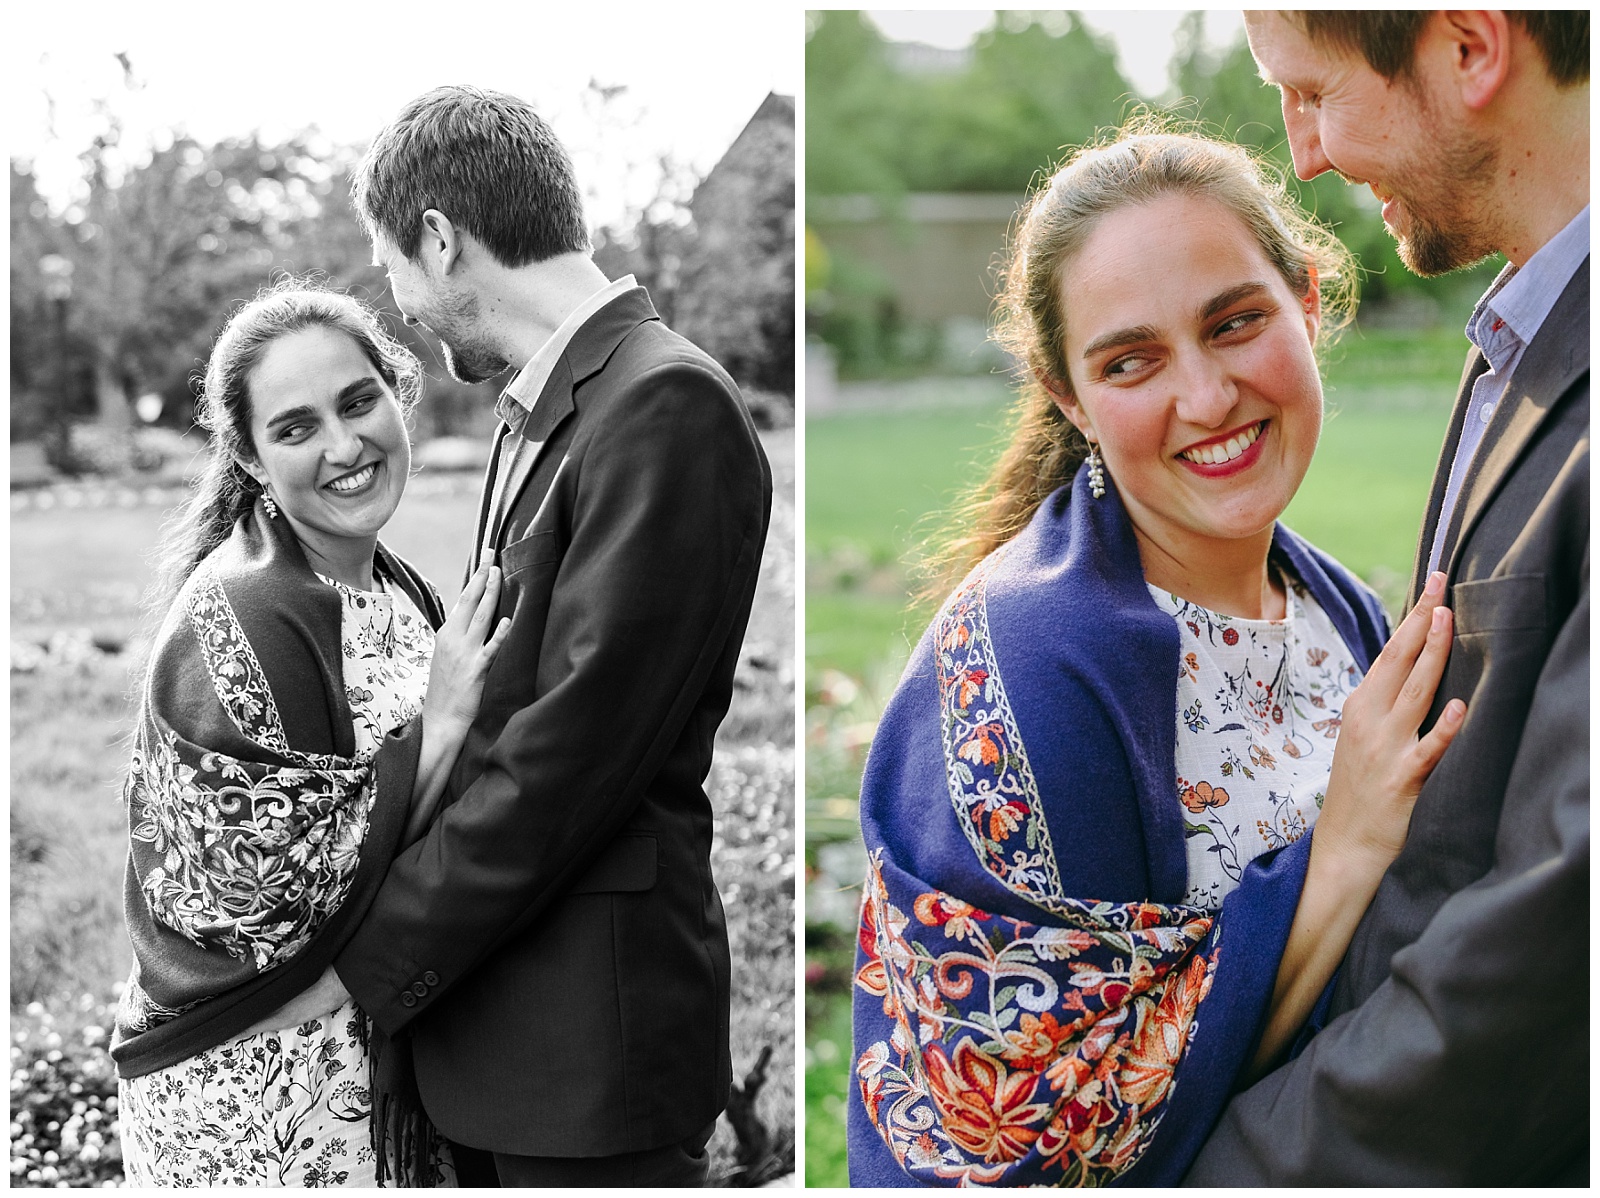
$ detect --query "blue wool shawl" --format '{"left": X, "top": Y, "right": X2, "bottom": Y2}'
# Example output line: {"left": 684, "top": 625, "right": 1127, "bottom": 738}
{"left": 848, "top": 465, "right": 1388, "bottom": 1187}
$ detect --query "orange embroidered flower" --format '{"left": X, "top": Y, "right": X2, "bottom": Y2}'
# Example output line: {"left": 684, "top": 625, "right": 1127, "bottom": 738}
{"left": 1313, "top": 716, "right": 1342, "bottom": 738}
{"left": 922, "top": 1038, "right": 1052, "bottom": 1164}
{"left": 988, "top": 801, "right": 1027, "bottom": 842}
{"left": 951, "top": 667, "right": 989, "bottom": 711}
{"left": 913, "top": 891, "right": 988, "bottom": 935}
{"left": 1000, "top": 1011, "right": 1077, "bottom": 1071}
{"left": 957, "top": 724, "right": 1003, "bottom": 767}
{"left": 1180, "top": 781, "right": 1230, "bottom": 813}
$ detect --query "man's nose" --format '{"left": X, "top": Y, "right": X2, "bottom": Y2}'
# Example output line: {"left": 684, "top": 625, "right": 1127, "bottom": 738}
{"left": 1281, "top": 95, "right": 1334, "bottom": 181}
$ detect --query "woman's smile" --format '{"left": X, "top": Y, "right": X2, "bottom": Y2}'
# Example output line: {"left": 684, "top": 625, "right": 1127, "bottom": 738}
{"left": 325, "top": 461, "right": 382, "bottom": 495}
{"left": 1177, "top": 420, "right": 1270, "bottom": 475}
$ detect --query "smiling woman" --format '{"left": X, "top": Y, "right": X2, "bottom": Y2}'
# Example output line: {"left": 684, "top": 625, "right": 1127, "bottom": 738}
{"left": 846, "top": 124, "right": 1467, "bottom": 1186}
{"left": 110, "top": 279, "right": 512, "bottom": 1185}
{"left": 240, "top": 325, "right": 413, "bottom": 590}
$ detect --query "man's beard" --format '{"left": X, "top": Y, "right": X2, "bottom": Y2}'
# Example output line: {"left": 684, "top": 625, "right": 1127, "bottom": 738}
{"left": 1388, "top": 98, "right": 1501, "bottom": 277}
{"left": 437, "top": 334, "right": 509, "bottom": 386}
{"left": 423, "top": 288, "right": 509, "bottom": 385}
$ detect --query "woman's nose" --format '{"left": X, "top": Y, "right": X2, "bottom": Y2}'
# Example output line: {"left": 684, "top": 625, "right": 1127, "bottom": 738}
{"left": 325, "top": 423, "right": 364, "bottom": 464}
{"left": 1175, "top": 355, "right": 1237, "bottom": 427}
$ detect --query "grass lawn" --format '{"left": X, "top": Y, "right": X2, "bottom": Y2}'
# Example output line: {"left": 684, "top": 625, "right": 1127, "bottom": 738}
{"left": 802, "top": 325, "right": 1468, "bottom": 1183}
{"left": 10, "top": 429, "right": 795, "bottom": 1186}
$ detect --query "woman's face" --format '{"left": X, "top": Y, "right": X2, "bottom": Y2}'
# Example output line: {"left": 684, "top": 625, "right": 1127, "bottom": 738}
{"left": 1055, "top": 192, "right": 1323, "bottom": 565}
{"left": 240, "top": 324, "right": 410, "bottom": 563}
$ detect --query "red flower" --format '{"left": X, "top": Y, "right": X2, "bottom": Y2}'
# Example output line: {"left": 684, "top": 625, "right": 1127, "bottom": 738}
{"left": 1222, "top": 627, "right": 1239, "bottom": 646}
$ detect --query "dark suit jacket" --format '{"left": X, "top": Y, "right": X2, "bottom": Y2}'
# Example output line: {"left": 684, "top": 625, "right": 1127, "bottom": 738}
{"left": 1186, "top": 259, "right": 1589, "bottom": 1185}
{"left": 335, "top": 287, "right": 772, "bottom": 1157}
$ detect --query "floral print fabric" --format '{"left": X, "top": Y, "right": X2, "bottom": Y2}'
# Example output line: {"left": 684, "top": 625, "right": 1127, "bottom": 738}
{"left": 120, "top": 574, "right": 437, "bottom": 1187}
{"left": 1148, "top": 572, "right": 1361, "bottom": 910}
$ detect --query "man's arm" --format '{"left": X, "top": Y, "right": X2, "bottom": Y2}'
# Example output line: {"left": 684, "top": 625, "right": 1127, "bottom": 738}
{"left": 334, "top": 361, "right": 769, "bottom": 1034}
{"left": 1184, "top": 579, "right": 1588, "bottom": 1185}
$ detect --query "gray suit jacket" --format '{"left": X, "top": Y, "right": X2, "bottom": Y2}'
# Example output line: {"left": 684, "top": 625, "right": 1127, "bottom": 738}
{"left": 1185, "top": 259, "right": 1589, "bottom": 1185}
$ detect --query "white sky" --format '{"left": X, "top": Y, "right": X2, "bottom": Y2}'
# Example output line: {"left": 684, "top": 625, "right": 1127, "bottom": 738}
{"left": 8, "top": 1, "right": 801, "bottom": 228}
{"left": 865, "top": 9, "right": 1246, "bottom": 98}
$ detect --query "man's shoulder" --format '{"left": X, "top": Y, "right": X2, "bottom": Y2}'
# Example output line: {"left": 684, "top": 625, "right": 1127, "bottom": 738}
{"left": 613, "top": 316, "right": 739, "bottom": 389}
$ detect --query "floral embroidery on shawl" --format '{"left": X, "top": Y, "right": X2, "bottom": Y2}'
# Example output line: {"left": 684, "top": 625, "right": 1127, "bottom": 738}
{"left": 855, "top": 852, "right": 1218, "bottom": 1185}
{"left": 936, "top": 553, "right": 1071, "bottom": 915}
{"left": 122, "top": 561, "right": 377, "bottom": 981}
{"left": 857, "top": 553, "right": 1223, "bottom": 1185}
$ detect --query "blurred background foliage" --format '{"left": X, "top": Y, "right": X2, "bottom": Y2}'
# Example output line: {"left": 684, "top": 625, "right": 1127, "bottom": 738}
{"left": 11, "top": 77, "right": 794, "bottom": 473}
{"left": 805, "top": 9, "right": 1496, "bottom": 378}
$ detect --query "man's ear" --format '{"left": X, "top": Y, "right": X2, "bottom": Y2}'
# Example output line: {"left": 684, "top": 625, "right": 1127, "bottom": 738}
{"left": 1437, "top": 10, "right": 1512, "bottom": 111}
{"left": 420, "top": 209, "right": 463, "bottom": 274}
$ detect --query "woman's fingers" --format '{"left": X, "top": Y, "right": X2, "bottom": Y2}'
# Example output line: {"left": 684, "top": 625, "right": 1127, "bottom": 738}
{"left": 1407, "top": 698, "right": 1467, "bottom": 788}
{"left": 465, "top": 566, "right": 502, "bottom": 639}
{"left": 1367, "top": 571, "right": 1448, "bottom": 707}
{"left": 446, "top": 562, "right": 493, "bottom": 629}
{"left": 1393, "top": 604, "right": 1454, "bottom": 724}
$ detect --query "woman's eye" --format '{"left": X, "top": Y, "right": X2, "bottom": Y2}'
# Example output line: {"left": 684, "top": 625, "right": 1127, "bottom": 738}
{"left": 1215, "top": 312, "right": 1264, "bottom": 339}
{"left": 277, "top": 422, "right": 310, "bottom": 442}
{"left": 1103, "top": 354, "right": 1151, "bottom": 380}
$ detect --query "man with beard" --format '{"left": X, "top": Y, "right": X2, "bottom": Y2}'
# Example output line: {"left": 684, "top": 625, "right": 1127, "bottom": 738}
{"left": 322, "top": 85, "right": 771, "bottom": 1185}
{"left": 1183, "top": 12, "right": 1587, "bottom": 1185}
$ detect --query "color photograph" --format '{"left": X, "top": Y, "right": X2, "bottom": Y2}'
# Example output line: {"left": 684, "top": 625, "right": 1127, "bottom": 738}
{"left": 805, "top": 8, "right": 1586, "bottom": 1187}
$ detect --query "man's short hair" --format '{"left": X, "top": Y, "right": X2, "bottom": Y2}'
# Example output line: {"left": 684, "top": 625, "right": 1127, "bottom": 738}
{"left": 1291, "top": 11, "right": 1588, "bottom": 87}
{"left": 354, "top": 85, "right": 591, "bottom": 267}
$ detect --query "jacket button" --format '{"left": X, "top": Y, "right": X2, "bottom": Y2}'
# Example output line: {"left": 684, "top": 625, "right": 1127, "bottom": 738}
{"left": 410, "top": 982, "right": 429, "bottom": 997}
{"left": 422, "top": 971, "right": 440, "bottom": 986}
{"left": 400, "top": 992, "right": 417, "bottom": 1007}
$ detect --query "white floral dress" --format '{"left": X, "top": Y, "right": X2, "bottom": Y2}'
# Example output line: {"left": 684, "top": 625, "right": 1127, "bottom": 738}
{"left": 1148, "top": 569, "right": 1363, "bottom": 911}
{"left": 119, "top": 573, "right": 436, "bottom": 1187}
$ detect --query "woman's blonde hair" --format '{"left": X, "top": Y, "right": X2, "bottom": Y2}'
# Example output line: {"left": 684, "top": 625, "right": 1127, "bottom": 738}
{"left": 921, "top": 118, "right": 1358, "bottom": 601}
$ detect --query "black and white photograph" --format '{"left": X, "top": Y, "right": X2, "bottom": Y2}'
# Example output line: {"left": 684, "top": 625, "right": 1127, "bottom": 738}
{"left": 11, "top": 5, "right": 796, "bottom": 1186}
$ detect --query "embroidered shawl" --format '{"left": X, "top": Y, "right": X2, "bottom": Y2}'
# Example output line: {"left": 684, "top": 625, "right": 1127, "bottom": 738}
{"left": 849, "top": 466, "right": 1388, "bottom": 1187}
{"left": 112, "top": 501, "right": 444, "bottom": 1079}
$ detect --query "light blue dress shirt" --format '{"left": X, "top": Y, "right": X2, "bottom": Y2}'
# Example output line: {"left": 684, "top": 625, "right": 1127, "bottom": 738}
{"left": 1426, "top": 205, "right": 1589, "bottom": 575}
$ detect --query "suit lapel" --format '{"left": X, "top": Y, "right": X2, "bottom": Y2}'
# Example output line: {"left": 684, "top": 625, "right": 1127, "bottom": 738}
{"left": 1434, "top": 258, "right": 1590, "bottom": 586}
{"left": 489, "top": 357, "right": 574, "bottom": 556}
{"left": 469, "top": 424, "right": 510, "bottom": 581}
{"left": 1406, "top": 354, "right": 1487, "bottom": 608}
{"left": 486, "top": 287, "right": 660, "bottom": 555}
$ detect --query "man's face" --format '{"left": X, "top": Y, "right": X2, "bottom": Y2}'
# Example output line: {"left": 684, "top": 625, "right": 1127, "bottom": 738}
{"left": 370, "top": 229, "right": 510, "bottom": 385}
{"left": 1244, "top": 12, "right": 1498, "bottom": 276}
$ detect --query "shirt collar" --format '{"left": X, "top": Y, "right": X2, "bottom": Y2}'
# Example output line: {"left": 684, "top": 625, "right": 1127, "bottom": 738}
{"left": 1467, "top": 205, "right": 1589, "bottom": 359}
{"left": 496, "top": 273, "right": 638, "bottom": 429}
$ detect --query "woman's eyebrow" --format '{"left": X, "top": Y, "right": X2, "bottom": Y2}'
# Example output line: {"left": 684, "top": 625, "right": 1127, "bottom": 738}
{"left": 263, "top": 378, "right": 378, "bottom": 432}
{"left": 1082, "top": 323, "right": 1161, "bottom": 359}
{"left": 1201, "top": 282, "right": 1271, "bottom": 321}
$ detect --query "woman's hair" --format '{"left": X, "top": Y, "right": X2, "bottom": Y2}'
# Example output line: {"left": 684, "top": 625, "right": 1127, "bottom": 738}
{"left": 921, "top": 118, "right": 1358, "bottom": 602}
{"left": 146, "top": 278, "right": 422, "bottom": 624}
